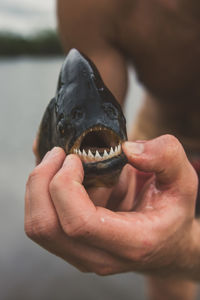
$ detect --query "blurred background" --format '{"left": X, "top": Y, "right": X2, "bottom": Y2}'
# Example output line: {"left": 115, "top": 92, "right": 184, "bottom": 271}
{"left": 1, "top": 1, "right": 193, "bottom": 300}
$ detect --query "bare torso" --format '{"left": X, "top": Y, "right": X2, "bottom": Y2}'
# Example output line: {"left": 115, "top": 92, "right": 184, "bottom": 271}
{"left": 57, "top": 0, "right": 200, "bottom": 155}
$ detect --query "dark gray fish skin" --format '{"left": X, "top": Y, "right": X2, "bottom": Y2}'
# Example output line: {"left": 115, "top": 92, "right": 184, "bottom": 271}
{"left": 38, "top": 48, "right": 127, "bottom": 187}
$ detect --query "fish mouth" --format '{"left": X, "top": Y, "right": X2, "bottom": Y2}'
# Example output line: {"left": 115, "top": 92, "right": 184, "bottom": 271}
{"left": 69, "top": 125, "right": 124, "bottom": 164}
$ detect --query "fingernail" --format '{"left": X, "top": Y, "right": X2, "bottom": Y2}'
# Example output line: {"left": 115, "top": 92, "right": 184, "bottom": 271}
{"left": 42, "top": 147, "right": 62, "bottom": 161}
{"left": 63, "top": 154, "right": 76, "bottom": 167}
{"left": 42, "top": 151, "right": 50, "bottom": 161}
{"left": 123, "top": 141, "right": 145, "bottom": 155}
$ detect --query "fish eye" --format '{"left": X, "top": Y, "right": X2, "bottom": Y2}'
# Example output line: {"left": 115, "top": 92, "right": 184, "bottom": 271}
{"left": 71, "top": 108, "right": 84, "bottom": 121}
{"left": 102, "top": 103, "right": 118, "bottom": 119}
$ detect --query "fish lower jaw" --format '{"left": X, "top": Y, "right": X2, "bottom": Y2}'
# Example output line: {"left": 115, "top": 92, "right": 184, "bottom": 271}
{"left": 73, "top": 144, "right": 122, "bottom": 163}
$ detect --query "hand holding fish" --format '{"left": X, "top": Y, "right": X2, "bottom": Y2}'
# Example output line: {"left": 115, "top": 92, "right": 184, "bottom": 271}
{"left": 25, "top": 134, "right": 200, "bottom": 279}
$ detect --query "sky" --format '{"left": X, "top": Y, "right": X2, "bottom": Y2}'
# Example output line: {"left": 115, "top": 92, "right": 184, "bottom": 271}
{"left": 0, "top": 0, "right": 56, "bottom": 35}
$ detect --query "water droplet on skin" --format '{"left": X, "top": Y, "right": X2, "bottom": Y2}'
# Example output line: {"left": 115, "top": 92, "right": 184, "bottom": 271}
{"left": 100, "top": 217, "right": 105, "bottom": 223}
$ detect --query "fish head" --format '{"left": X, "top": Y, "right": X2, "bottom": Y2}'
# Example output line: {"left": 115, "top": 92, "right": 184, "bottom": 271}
{"left": 55, "top": 49, "right": 127, "bottom": 187}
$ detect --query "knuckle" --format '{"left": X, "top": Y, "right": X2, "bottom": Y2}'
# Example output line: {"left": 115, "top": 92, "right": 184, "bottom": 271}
{"left": 128, "top": 248, "right": 152, "bottom": 263}
{"left": 190, "top": 165, "right": 198, "bottom": 187}
{"left": 185, "top": 165, "right": 199, "bottom": 197}
{"left": 24, "top": 220, "right": 34, "bottom": 239}
{"left": 193, "top": 171, "right": 199, "bottom": 192}
{"left": 162, "top": 134, "right": 179, "bottom": 145}
{"left": 49, "top": 173, "right": 68, "bottom": 195}
{"left": 62, "top": 214, "right": 91, "bottom": 238}
{"left": 162, "top": 134, "right": 183, "bottom": 158}
{"left": 27, "top": 169, "right": 38, "bottom": 185}
{"left": 126, "top": 237, "right": 155, "bottom": 263}
{"left": 27, "top": 166, "right": 43, "bottom": 185}
{"left": 25, "top": 215, "right": 59, "bottom": 241}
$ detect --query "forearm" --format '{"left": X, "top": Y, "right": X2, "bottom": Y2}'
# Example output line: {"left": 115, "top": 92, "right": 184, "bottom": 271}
{"left": 56, "top": 0, "right": 128, "bottom": 104}
{"left": 127, "top": 93, "right": 162, "bottom": 142}
{"left": 147, "top": 220, "right": 200, "bottom": 282}
{"left": 148, "top": 220, "right": 200, "bottom": 300}
{"left": 147, "top": 277, "right": 197, "bottom": 300}
{"left": 128, "top": 99, "right": 200, "bottom": 282}
{"left": 146, "top": 221, "right": 200, "bottom": 300}
{"left": 183, "top": 219, "right": 200, "bottom": 281}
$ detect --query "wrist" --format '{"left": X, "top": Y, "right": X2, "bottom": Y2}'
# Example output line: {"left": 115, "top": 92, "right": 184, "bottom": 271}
{"left": 147, "top": 276, "right": 197, "bottom": 300}
{"left": 188, "top": 219, "right": 200, "bottom": 281}
{"left": 177, "top": 219, "right": 200, "bottom": 281}
{"left": 152, "top": 219, "right": 200, "bottom": 281}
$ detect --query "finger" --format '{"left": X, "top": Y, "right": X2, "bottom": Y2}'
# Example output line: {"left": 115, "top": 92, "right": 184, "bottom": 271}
{"left": 117, "top": 165, "right": 136, "bottom": 211}
{"left": 26, "top": 147, "right": 66, "bottom": 224}
{"left": 50, "top": 154, "right": 96, "bottom": 228}
{"left": 49, "top": 154, "right": 157, "bottom": 261}
{"left": 25, "top": 147, "right": 66, "bottom": 246}
{"left": 122, "top": 135, "right": 197, "bottom": 190}
{"left": 46, "top": 140, "right": 196, "bottom": 264}
{"left": 46, "top": 233, "right": 132, "bottom": 275}
{"left": 25, "top": 150, "right": 130, "bottom": 274}
{"left": 107, "top": 164, "right": 137, "bottom": 211}
{"left": 135, "top": 170, "right": 153, "bottom": 197}
{"left": 87, "top": 187, "right": 113, "bottom": 207}
{"left": 26, "top": 191, "right": 130, "bottom": 275}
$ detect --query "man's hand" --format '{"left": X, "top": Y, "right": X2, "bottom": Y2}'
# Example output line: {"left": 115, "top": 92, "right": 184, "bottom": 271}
{"left": 25, "top": 135, "right": 199, "bottom": 278}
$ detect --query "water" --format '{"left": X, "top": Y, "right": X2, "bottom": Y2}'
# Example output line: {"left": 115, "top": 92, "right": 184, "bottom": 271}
{"left": 0, "top": 56, "right": 148, "bottom": 300}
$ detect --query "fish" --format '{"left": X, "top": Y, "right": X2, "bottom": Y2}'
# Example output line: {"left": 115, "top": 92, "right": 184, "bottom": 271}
{"left": 37, "top": 48, "right": 127, "bottom": 187}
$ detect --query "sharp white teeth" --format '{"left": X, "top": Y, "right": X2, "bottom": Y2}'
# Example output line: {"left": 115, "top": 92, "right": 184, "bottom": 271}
{"left": 82, "top": 149, "right": 87, "bottom": 156}
{"left": 103, "top": 150, "right": 109, "bottom": 158}
{"left": 73, "top": 143, "right": 122, "bottom": 162}
{"left": 88, "top": 149, "right": 94, "bottom": 158}
{"left": 110, "top": 147, "right": 114, "bottom": 155}
{"left": 95, "top": 150, "right": 101, "bottom": 159}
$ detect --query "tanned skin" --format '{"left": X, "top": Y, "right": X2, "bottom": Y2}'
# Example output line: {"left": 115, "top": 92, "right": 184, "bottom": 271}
{"left": 27, "top": 1, "right": 200, "bottom": 300}
{"left": 57, "top": 1, "right": 200, "bottom": 299}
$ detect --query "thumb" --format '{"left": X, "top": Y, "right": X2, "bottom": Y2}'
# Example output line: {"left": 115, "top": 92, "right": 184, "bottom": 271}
{"left": 122, "top": 135, "right": 197, "bottom": 189}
